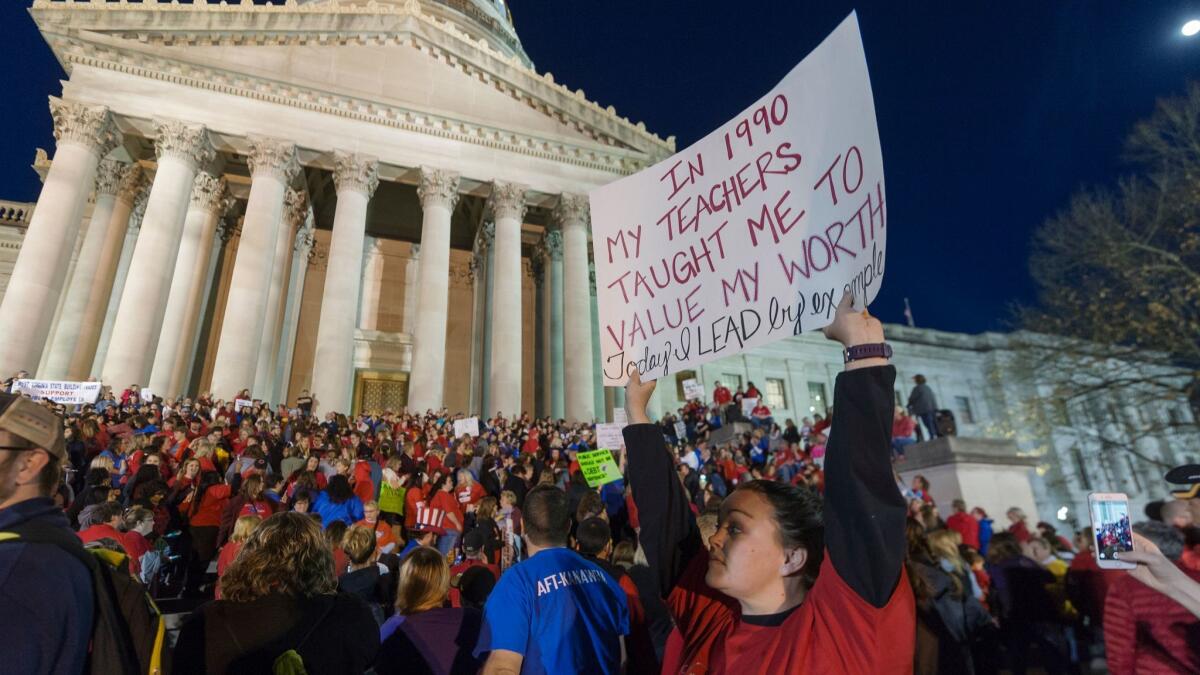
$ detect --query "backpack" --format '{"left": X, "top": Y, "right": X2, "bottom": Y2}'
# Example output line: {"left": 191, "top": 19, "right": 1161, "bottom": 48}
{"left": 0, "top": 521, "right": 168, "bottom": 675}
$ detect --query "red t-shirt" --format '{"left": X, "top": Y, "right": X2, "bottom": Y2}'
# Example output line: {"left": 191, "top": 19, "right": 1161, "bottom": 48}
{"left": 713, "top": 387, "right": 732, "bottom": 405}
{"left": 189, "top": 484, "right": 232, "bottom": 527}
{"left": 430, "top": 489, "right": 464, "bottom": 532}
{"left": 455, "top": 482, "right": 485, "bottom": 509}
{"left": 946, "top": 512, "right": 980, "bottom": 550}
{"left": 662, "top": 552, "right": 914, "bottom": 674}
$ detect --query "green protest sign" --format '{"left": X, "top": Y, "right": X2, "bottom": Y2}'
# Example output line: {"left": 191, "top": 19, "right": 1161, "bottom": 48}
{"left": 577, "top": 448, "right": 622, "bottom": 488}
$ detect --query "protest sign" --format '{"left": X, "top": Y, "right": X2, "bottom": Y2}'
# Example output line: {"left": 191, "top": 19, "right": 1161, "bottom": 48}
{"left": 674, "top": 420, "right": 687, "bottom": 440}
{"left": 612, "top": 408, "right": 628, "bottom": 427}
{"left": 591, "top": 12, "right": 885, "bottom": 385}
{"left": 235, "top": 399, "right": 253, "bottom": 413}
{"left": 682, "top": 378, "right": 705, "bottom": 401}
{"left": 742, "top": 397, "right": 759, "bottom": 418}
{"left": 454, "top": 417, "right": 480, "bottom": 438}
{"left": 10, "top": 379, "right": 102, "bottom": 405}
{"left": 577, "top": 448, "right": 623, "bottom": 488}
{"left": 140, "top": 388, "right": 154, "bottom": 403}
{"left": 596, "top": 422, "right": 625, "bottom": 450}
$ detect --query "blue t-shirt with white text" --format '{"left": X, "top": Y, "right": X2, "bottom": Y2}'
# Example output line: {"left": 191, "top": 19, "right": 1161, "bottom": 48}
{"left": 475, "top": 547, "right": 629, "bottom": 674}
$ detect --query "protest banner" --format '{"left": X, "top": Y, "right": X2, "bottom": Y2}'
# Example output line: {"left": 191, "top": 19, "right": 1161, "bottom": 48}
{"left": 10, "top": 379, "right": 102, "bottom": 405}
{"left": 682, "top": 378, "right": 705, "bottom": 401}
{"left": 454, "top": 417, "right": 480, "bottom": 438}
{"left": 591, "top": 12, "right": 885, "bottom": 385}
{"left": 596, "top": 422, "right": 625, "bottom": 450}
{"left": 577, "top": 448, "right": 623, "bottom": 488}
{"left": 742, "top": 397, "right": 759, "bottom": 418}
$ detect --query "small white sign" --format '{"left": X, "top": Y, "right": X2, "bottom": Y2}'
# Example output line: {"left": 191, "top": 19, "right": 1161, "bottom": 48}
{"left": 682, "top": 378, "right": 705, "bottom": 401}
{"left": 742, "top": 397, "right": 759, "bottom": 418}
{"left": 596, "top": 422, "right": 625, "bottom": 450}
{"left": 235, "top": 399, "right": 253, "bottom": 413}
{"left": 612, "top": 408, "right": 629, "bottom": 427}
{"left": 140, "top": 388, "right": 154, "bottom": 403}
{"left": 454, "top": 417, "right": 480, "bottom": 438}
{"left": 674, "top": 420, "right": 687, "bottom": 440}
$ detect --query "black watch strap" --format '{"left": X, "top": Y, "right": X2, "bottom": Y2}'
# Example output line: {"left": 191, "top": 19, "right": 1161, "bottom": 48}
{"left": 843, "top": 342, "right": 893, "bottom": 363}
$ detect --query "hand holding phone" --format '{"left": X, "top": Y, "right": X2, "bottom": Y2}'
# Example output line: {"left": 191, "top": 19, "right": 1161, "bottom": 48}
{"left": 1088, "top": 492, "right": 1136, "bottom": 570}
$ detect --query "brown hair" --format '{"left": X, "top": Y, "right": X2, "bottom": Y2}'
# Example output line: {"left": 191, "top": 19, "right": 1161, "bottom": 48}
{"left": 476, "top": 496, "right": 498, "bottom": 522}
{"left": 220, "top": 512, "right": 336, "bottom": 602}
{"left": 395, "top": 546, "right": 449, "bottom": 615}
{"left": 343, "top": 525, "right": 377, "bottom": 566}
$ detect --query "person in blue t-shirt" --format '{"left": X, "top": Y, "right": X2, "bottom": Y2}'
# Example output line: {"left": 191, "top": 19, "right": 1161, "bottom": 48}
{"left": 475, "top": 485, "right": 629, "bottom": 674}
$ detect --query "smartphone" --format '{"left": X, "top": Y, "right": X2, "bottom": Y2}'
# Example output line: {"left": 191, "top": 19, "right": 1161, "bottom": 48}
{"left": 1087, "top": 492, "right": 1136, "bottom": 570}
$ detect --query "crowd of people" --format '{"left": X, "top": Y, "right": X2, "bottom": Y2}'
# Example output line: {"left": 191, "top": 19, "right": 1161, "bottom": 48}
{"left": 1, "top": 294, "right": 1198, "bottom": 674}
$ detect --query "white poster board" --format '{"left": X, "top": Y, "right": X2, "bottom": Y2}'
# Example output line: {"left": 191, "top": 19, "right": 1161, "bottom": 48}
{"left": 454, "top": 417, "right": 480, "bottom": 438}
{"left": 591, "top": 13, "right": 885, "bottom": 384}
{"left": 742, "top": 397, "right": 759, "bottom": 418}
{"left": 10, "top": 379, "right": 102, "bottom": 405}
{"left": 611, "top": 408, "right": 628, "bottom": 427}
{"left": 140, "top": 388, "right": 154, "bottom": 403}
{"left": 682, "top": 378, "right": 705, "bottom": 402}
{"left": 235, "top": 399, "right": 253, "bottom": 413}
{"left": 674, "top": 420, "right": 687, "bottom": 440}
{"left": 595, "top": 422, "right": 625, "bottom": 451}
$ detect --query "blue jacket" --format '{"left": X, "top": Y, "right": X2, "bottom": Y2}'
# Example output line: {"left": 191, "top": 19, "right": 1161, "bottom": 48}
{"left": 312, "top": 491, "right": 364, "bottom": 528}
{"left": 0, "top": 497, "right": 93, "bottom": 675}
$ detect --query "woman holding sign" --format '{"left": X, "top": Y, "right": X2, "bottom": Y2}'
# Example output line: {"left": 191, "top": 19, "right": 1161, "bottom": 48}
{"left": 624, "top": 293, "right": 913, "bottom": 673}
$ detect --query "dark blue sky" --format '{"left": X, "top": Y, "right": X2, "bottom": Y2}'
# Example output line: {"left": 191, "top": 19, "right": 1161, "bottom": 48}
{"left": 3, "top": 1, "right": 1198, "bottom": 334}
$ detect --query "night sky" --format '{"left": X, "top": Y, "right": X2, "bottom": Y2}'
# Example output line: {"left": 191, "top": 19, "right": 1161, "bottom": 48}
{"left": 3, "top": 1, "right": 1198, "bottom": 334}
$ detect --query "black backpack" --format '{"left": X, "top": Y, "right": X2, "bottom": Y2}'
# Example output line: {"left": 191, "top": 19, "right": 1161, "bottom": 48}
{"left": 0, "top": 520, "right": 169, "bottom": 674}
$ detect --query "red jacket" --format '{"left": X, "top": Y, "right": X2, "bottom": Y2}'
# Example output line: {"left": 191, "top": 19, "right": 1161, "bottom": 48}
{"left": 1103, "top": 567, "right": 1200, "bottom": 674}
{"left": 946, "top": 512, "right": 980, "bottom": 550}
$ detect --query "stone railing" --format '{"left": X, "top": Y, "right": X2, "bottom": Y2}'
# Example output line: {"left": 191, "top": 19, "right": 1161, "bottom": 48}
{"left": 0, "top": 200, "right": 34, "bottom": 228}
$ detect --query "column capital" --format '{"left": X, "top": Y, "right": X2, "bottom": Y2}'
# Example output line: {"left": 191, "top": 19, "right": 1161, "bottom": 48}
{"left": 417, "top": 166, "right": 461, "bottom": 209}
{"left": 115, "top": 164, "right": 145, "bottom": 205}
{"left": 284, "top": 188, "right": 309, "bottom": 228}
{"left": 189, "top": 172, "right": 227, "bottom": 213}
{"left": 128, "top": 187, "right": 151, "bottom": 233}
{"left": 333, "top": 151, "right": 380, "bottom": 197}
{"left": 478, "top": 221, "right": 496, "bottom": 251}
{"left": 544, "top": 229, "right": 563, "bottom": 260}
{"left": 555, "top": 193, "right": 591, "bottom": 227}
{"left": 488, "top": 181, "right": 528, "bottom": 222}
{"left": 94, "top": 159, "right": 124, "bottom": 197}
{"left": 49, "top": 97, "right": 120, "bottom": 158}
{"left": 154, "top": 120, "right": 215, "bottom": 170}
{"left": 530, "top": 253, "right": 545, "bottom": 285}
{"left": 247, "top": 137, "right": 301, "bottom": 182}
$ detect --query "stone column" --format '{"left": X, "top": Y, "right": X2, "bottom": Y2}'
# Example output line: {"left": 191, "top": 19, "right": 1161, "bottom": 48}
{"left": 311, "top": 152, "right": 379, "bottom": 414}
{"left": 401, "top": 245, "right": 420, "bottom": 335}
{"left": 558, "top": 194, "right": 595, "bottom": 421}
{"left": 253, "top": 188, "right": 306, "bottom": 403}
{"left": 209, "top": 138, "right": 300, "bottom": 398}
{"left": 102, "top": 121, "right": 214, "bottom": 388}
{"left": 358, "top": 237, "right": 384, "bottom": 332}
{"left": 478, "top": 225, "right": 496, "bottom": 415}
{"left": 533, "top": 252, "right": 547, "bottom": 417}
{"left": 42, "top": 159, "right": 124, "bottom": 379}
{"left": 0, "top": 98, "right": 118, "bottom": 376}
{"left": 408, "top": 167, "right": 461, "bottom": 412}
{"left": 275, "top": 210, "right": 314, "bottom": 403}
{"left": 148, "top": 172, "right": 227, "bottom": 398}
{"left": 487, "top": 182, "right": 527, "bottom": 417}
{"left": 69, "top": 164, "right": 144, "bottom": 380}
{"left": 93, "top": 189, "right": 147, "bottom": 375}
{"left": 545, "top": 230, "right": 565, "bottom": 420}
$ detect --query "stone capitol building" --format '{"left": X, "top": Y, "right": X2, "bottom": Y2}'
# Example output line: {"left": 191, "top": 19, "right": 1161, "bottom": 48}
{"left": 0, "top": 0, "right": 1196, "bottom": 529}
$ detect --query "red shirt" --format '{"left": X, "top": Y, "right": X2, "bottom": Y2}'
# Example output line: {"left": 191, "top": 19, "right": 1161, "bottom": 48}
{"left": 404, "top": 485, "right": 430, "bottom": 529}
{"left": 354, "top": 518, "right": 399, "bottom": 554}
{"left": 663, "top": 552, "right": 914, "bottom": 674}
{"left": 447, "top": 559, "right": 501, "bottom": 608}
{"left": 891, "top": 416, "right": 916, "bottom": 439}
{"left": 713, "top": 387, "right": 732, "bottom": 405}
{"left": 751, "top": 405, "right": 771, "bottom": 418}
{"left": 1009, "top": 520, "right": 1032, "bottom": 543}
{"left": 946, "top": 512, "right": 980, "bottom": 550}
{"left": 189, "top": 484, "right": 232, "bottom": 527}
{"left": 430, "top": 489, "right": 464, "bottom": 533}
{"left": 1104, "top": 567, "right": 1200, "bottom": 674}
{"left": 78, "top": 523, "right": 129, "bottom": 555}
{"left": 455, "top": 482, "right": 485, "bottom": 509}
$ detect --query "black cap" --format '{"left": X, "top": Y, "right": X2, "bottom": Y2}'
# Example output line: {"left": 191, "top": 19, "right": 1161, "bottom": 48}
{"left": 456, "top": 566, "right": 497, "bottom": 609}
{"left": 462, "top": 528, "right": 486, "bottom": 554}
{"left": 1166, "top": 464, "right": 1200, "bottom": 499}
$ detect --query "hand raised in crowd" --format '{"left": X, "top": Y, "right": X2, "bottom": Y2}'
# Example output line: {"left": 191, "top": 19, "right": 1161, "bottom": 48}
{"left": 624, "top": 367, "right": 656, "bottom": 425}
{"left": 822, "top": 291, "right": 885, "bottom": 350}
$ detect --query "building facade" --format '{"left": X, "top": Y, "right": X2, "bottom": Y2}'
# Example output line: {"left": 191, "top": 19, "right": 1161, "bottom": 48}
{"left": 2, "top": 0, "right": 1195, "bottom": 525}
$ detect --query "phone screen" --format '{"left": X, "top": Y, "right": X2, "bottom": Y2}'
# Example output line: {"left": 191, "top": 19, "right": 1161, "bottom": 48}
{"left": 1091, "top": 498, "right": 1134, "bottom": 561}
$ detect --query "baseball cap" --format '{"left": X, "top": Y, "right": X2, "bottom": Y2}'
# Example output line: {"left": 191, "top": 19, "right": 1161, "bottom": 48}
{"left": 0, "top": 393, "right": 66, "bottom": 461}
{"left": 1166, "top": 464, "right": 1200, "bottom": 499}
{"left": 462, "top": 528, "right": 486, "bottom": 554}
{"left": 453, "top": 565, "right": 497, "bottom": 609}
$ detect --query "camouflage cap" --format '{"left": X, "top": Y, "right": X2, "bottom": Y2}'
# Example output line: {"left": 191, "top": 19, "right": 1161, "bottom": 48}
{"left": 0, "top": 392, "right": 66, "bottom": 461}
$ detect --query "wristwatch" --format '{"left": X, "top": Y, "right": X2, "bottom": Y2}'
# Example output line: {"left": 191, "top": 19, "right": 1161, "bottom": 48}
{"left": 843, "top": 342, "right": 892, "bottom": 363}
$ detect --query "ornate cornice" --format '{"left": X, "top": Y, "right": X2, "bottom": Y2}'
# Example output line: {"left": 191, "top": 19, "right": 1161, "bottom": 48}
{"left": 554, "top": 192, "right": 590, "bottom": 228}
{"left": 94, "top": 159, "right": 124, "bottom": 197}
{"left": 115, "top": 163, "right": 144, "bottom": 205}
{"left": 154, "top": 120, "right": 215, "bottom": 169}
{"left": 189, "top": 171, "right": 226, "bottom": 212}
{"left": 544, "top": 229, "right": 563, "bottom": 260}
{"left": 246, "top": 137, "right": 301, "bottom": 182}
{"left": 49, "top": 97, "right": 119, "bottom": 158}
{"left": 333, "top": 151, "right": 380, "bottom": 197}
{"left": 30, "top": 0, "right": 674, "bottom": 157}
{"left": 488, "top": 181, "right": 527, "bottom": 222}
{"left": 284, "top": 188, "right": 309, "bottom": 228}
{"left": 417, "top": 166, "right": 461, "bottom": 210}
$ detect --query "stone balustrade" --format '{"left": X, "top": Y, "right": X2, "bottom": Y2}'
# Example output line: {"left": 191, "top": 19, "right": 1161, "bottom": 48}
{"left": 0, "top": 200, "right": 35, "bottom": 227}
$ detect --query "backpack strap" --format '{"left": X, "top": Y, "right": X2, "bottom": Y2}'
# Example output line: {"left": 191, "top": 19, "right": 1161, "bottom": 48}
{"left": 0, "top": 519, "right": 97, "bottom": 574}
